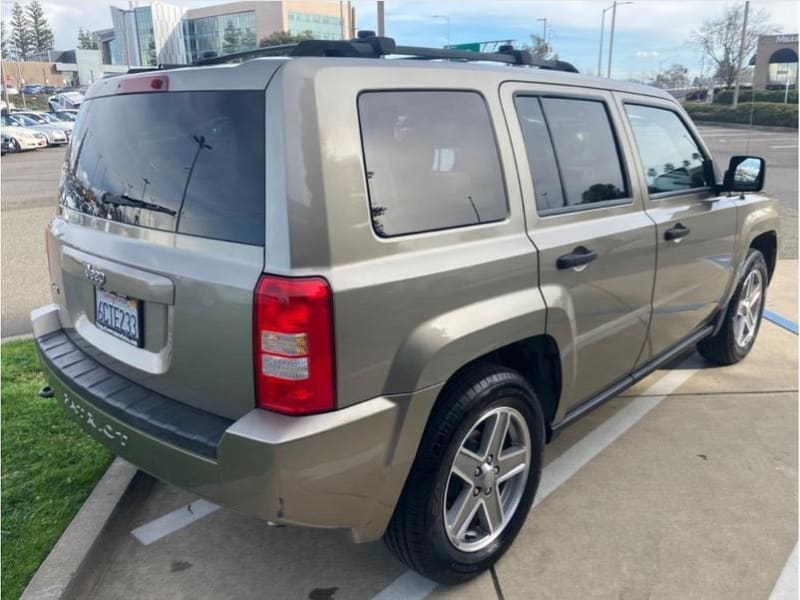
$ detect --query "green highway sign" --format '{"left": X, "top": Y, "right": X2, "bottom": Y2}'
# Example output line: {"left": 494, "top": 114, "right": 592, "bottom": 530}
{"left": 446, "top": 42, "right": 480, "bottom": 52}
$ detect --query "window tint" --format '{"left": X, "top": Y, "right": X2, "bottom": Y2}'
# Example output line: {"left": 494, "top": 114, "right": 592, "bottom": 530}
{"left": 514, "top": 97, "right": 565, "bottom": 211}
{"left": 62, "top": 91, "right": 265, "bottom": 245}
{"left": 624, "top": 104, "right": 708, "bottom": 194}
{"left": 538, "top": 97, "right": 628, "bottom": 209}
{"left": 358, "top": 91, "right": 507, "bottom": 237}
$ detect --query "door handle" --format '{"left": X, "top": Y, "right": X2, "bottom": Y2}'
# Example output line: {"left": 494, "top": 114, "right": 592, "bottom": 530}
{"left": 557, "top": 246, "right": 598, "bottom": 271}
{"left": 664, "top": 223, "right": 691, "bottom": 242}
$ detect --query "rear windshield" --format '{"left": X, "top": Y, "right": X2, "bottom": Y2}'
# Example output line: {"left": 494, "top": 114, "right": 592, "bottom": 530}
{"left": 62, "top": 91, "right": 265, "bottom": 245}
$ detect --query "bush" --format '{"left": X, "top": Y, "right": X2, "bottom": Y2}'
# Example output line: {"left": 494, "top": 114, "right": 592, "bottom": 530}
{"left": 713, "top": 89, "right": 798, "bottom": 105}
{"left": 683, "top": 101, "right": 798, "bottom": 128}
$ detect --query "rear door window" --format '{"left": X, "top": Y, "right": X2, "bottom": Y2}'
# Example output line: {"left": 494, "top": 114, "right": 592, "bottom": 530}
{"left": 64, "top": 91, "right": 265, "bottom": 245}
{"left": 624, "top": 104, "right": 709, "bottom": 195}
{"left": 515, "top": 96, "right": 629, "bottom": 214}
{"left": 358, "top": 91, "right": 507, "bottom": 237}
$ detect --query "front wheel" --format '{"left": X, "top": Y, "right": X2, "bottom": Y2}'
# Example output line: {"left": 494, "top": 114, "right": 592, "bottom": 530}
{"left": 384, "top": 365, "right": 544, "bottom": 584}
{"left": 698, "top": 248, "right": 768, "bottom": 365}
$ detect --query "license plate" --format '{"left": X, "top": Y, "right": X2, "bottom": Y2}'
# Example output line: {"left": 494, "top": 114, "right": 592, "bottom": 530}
{"left": 95, "top": 289, "right": 143, "bottom": 347}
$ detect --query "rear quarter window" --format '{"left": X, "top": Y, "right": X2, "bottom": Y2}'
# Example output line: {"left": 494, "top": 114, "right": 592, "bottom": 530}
{"left": 358, "top": 91, "right": 507, "bottom": 237}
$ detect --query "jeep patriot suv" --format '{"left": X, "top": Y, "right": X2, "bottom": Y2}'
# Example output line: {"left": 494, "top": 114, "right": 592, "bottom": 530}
{"left": 32, "top": 35, "right": 778, "bottom": 583}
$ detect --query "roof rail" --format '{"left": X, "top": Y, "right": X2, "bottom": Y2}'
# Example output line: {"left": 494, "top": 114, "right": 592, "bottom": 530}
{"left": 185, "top": 31, "right": 578, "bottom": 73}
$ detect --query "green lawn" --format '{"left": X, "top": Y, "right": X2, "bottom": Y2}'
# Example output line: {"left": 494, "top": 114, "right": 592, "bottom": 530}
{"left": 1, "top": 341, "right": 112, "bottom": 600}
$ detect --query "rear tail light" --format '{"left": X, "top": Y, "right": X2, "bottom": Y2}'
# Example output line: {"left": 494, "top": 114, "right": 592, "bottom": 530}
{"left": 253, "top": 274, "right": 335, "bottom": 415}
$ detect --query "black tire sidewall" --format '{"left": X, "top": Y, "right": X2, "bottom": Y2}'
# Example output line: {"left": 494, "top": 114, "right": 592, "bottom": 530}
{"left": 418, "top": 371, "right": 544, "bottom": 580}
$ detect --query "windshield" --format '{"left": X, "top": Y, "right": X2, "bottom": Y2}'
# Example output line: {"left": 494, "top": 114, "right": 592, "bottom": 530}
{"left": 12, "top": 114, "right": 39, "bottom": 126}
{"left": 62, "top": 90, "right": 265, "bottom": 245}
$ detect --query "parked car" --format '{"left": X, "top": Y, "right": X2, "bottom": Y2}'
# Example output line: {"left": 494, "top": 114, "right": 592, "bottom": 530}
{"left": 3, "top": 113, "right": 69, "bottom": 145}
{"left": 40, "top": 85, "right": 58, "bottom": 95}
{"left": 48, "top": 91, "right": 83, "bottom": 112}
{"left": 21, "top": 84, "right": 43, "bottom": 95}
{"left": 10, "top": 110, "right": 73, "bottom": 136}
{"left": 32, "top": 36, "right": 778, "bottom": 585}
{"left": 2, "top": 84, "right": 19, "bottom": 95}
{"left": 0, "top": 119, "right": 47, "bottom": 151}
{"left": 49, "top": 110, "right": 77, "bottom": 122}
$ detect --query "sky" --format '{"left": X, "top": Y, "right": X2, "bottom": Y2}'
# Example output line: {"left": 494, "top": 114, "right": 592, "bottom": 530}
{"left": 1, "top": 0, "right": 798, "bottom": 79}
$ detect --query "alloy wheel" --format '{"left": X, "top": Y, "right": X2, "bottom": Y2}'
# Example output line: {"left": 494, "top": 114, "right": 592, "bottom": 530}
{"left": 734, "top": 269, "right": 763, "bottom": 348}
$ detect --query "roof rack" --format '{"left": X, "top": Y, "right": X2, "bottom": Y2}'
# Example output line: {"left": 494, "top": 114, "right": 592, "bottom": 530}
{"left": 189, "top": 31, "right": 579, "bottom": 73}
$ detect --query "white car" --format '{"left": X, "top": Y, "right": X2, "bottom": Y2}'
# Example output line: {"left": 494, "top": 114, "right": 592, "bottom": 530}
{"left": 48, "top": 91, "right": 83, "bottom": 112}
{"left": 11, "top": 110, "right": 74, "bottom": 135}
{"left": 0, "top": 121, "right": 47, "bottom": 152}
{"left": 2, "top": 84, "right": 20, "bottom": 95}
{"left": 3, "top": 113, "right": 69, "bottom": 145}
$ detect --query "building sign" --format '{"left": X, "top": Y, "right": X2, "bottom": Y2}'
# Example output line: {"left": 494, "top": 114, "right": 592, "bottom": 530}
{"left": 775, "top": 35, "right": 798, "bottom": 44}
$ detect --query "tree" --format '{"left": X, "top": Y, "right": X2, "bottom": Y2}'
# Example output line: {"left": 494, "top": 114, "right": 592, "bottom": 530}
{"left": 10, "top": 2, "right": 32, "bottom": 60}
{"left": 77, "top": 28, "right": 97, "bottom": 50}
{"left": 651, "top": 63, "right": 689, "bottom": 89}
{"left": 241, "top": 27, "right": 257, "bottom": 50}
{"left": 1, "top": 20, "right": 8, "bottom": 59}
{"left": 258, "top": 30, "right": 313, "bottom": 48}
{"left": 222, "top": 21, "right": 241, "bottom": 54}
{"left": 27, "top": 0, "right": 54, "bottom": 53}
{"left": 522, "top": 34, "right": 558, "bottom": 61}
{"left": 690, "top": 4, "right": 777, "bottom": 88}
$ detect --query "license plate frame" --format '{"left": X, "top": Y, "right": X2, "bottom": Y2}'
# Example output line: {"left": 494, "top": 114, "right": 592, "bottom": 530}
{"left": 94, "top": 288, "right": 144, "bottom": 348}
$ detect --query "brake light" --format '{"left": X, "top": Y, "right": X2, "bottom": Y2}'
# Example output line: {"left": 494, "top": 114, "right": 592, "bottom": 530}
{"left": 253, "top": 275, "right": 335, "bottom": 415}
{"left": 116, "top": 75, "right": 169, "bottom": 94}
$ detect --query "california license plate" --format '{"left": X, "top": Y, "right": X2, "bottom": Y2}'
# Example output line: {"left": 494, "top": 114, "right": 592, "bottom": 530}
{"left": 95, "top": 289, "right": 143, "bottom": 347}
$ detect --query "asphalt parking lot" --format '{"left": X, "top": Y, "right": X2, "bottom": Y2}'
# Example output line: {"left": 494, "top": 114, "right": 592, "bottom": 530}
{"left": 53, "top": 259, "right": 796, "bottom": 600}
{"left": 1, "top": 125, "right": 797, "bottom": 339}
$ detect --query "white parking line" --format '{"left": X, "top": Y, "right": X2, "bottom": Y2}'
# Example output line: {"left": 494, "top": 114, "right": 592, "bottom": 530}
{"left": 771, "top": 145, "right": 798, "bottom": 149}
{"left": 769, "top": 543, "right": 798, "bottom": 600}
{"left": 131, "top": 499, "right": 219, "bottom": 545}
{"left": 372, "top": 359, "right": 699, "bottom": 600}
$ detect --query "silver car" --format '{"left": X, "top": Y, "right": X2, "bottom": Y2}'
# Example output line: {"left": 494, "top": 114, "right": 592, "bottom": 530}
{"left": 32, "top": 35, "right": 778, "bottom": 584}
{"left": 4, "top": 113, "right": 68, "bottom": 145}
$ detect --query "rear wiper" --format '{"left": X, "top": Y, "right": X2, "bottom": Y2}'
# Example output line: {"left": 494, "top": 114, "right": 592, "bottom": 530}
{"left": 102, "top": 193, "right": 177, "bottom": 216}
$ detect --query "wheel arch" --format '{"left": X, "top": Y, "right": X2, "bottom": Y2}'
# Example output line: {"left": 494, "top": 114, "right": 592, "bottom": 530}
{"left": 749, "top": 230, "right": 777, "bottom": 282}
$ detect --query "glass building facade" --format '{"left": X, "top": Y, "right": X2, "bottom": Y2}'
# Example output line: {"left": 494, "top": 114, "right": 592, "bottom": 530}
{"left": 135, "top": 6, "right": 157, "bottom": 66}
{"left": 288, "top": 12, "right": 341, "bottom": 40}
{"left": 184, "top": 11, "right": 257, "bottom": 62}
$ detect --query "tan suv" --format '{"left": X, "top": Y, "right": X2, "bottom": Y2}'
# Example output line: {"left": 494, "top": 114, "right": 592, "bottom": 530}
{"left": 32, "top": 34, "right": 778, "bottom": 583}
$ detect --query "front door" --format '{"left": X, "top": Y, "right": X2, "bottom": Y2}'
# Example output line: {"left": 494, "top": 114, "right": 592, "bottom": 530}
{"left": 502, "top": 84, "right": 656, "bottom": 418}
{"left": 615, "top": 96, "right": 737, "bottom": 363}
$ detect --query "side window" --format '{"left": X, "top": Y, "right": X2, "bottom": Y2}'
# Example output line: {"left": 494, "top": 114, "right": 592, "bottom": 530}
{"left": 358, "top": 91, "right": 507, "bottom": 237}
{"left": 516, "top": 96, "right": 629, "bottom": 212}
{"left": 624, "top": 104, "right": 709, "bottom": 195}
{"left": 514, "top": 97, "right": 565, "bottom": 211}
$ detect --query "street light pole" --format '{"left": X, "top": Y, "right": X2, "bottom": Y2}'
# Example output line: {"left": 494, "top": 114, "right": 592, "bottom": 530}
{"left": 377, "top": 0, "right": 384, "bottom": 37}
{"left": 432, "top": 15, "right": 450, "bottom": 48}
{"left": 605, "top": 1, "right": 633, "bottom": 78}
{"left": 732, "top": 0, "right": 750, "bottom": 108}
{"left": 598, "top": 7, "right": 610, "bottom": 76}
{"left": 537, "top": 18, "right": 547, "bottom": 45}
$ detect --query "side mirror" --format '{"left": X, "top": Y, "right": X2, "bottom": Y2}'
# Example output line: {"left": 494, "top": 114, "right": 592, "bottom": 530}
{"left": 723, "top": 155, "right": 766, "bottom": 193}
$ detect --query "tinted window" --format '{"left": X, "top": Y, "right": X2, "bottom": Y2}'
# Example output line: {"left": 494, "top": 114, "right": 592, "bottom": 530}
{"left": 624, "top": 104, "right": 708, "bottom": 194}
{"left": 514, "top": 96, "right": 565, "bottom": 211}
{"left": 358, "top": 91, "right": 507, "bottom": 237}
{"left": 63, "top": 91, "right": 265, "bottom": 245}
{"left": 538, "top": 97, "right": 628, "bottom": 209}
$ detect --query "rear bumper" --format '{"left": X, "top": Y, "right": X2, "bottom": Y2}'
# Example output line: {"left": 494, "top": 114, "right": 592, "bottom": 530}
{"left": 32, "top": 304, "right": 439, "bottom": 542}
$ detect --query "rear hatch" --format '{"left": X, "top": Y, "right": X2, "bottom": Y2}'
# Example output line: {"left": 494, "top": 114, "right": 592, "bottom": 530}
{"left": 49, "top": 64, "right": 280, "bottom": 420}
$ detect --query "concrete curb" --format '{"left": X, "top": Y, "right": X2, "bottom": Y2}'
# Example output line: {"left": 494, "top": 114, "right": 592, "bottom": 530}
{"left": 20, "top": 458, "right": 138, "bottom": 600}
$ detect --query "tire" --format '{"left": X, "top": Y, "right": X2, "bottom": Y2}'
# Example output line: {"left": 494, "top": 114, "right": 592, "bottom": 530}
{"left": 384, "top": 364, "right": 545, "bottom": 584}
{"left": 10, "top": 138, "right": 20, "bottom": 153}
{"left": 698, "top": 248, "right": 768, "bottom": 365}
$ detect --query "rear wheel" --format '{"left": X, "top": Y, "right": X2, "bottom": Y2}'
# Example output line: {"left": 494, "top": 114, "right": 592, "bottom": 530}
{"left": 384, "top": 364, "right": 544, "bottom": 584}
{"left": 698, "top": 248, "right": 768, "bottom": 365}
{"left": 10, "top": 138, "right": 20, "bottom": 153}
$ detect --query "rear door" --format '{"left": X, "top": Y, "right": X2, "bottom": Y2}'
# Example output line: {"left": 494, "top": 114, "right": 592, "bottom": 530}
{"left": 615, "top": 94, "right": 737, "bottom": 363}
{"left": 501, "top": 83, "right": 656, "bottom": 417}
{"left": 48, "top": 69, "right": 276, "bottom": 420}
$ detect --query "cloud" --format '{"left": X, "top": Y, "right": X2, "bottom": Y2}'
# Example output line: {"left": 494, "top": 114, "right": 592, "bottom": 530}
{"left": 635, "top": 50, "right": 660, "bottom": 58}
